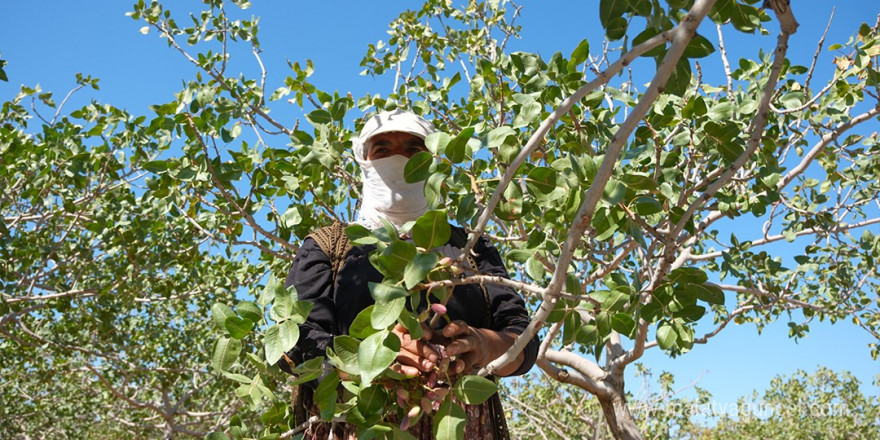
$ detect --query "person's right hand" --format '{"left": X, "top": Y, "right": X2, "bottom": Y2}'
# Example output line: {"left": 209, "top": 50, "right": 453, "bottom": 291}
{"left": 391, "top": 323, "right": 439, "bottom": 377}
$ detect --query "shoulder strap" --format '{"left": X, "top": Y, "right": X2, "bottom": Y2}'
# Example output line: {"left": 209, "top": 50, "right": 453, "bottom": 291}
{"left": 306, "top": 221, "right": 352, "bottom": 286}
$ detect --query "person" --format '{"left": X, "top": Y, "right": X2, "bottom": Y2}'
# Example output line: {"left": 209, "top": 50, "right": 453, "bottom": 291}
{"left": 279, "top": 110, "right": 539, "bottom": 439}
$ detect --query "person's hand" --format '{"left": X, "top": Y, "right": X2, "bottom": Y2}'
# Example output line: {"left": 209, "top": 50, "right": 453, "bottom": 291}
{"left": 441, "top": 321, "right": 492, "bottom": 373}
{"left": 391, "top": 323, "right": 439, "bottom": 377}
{"left": 442, "top": 321, "right": 523, "bottom": 376}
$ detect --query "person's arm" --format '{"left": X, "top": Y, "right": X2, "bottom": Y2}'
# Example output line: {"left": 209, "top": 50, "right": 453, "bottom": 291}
{"left": 278, "top": 238, "right": 338, "bottom": 372}
{"left": 441, "top": 321, "right": 525, "bottom": 376}
{"left": 443, "top": 234, "right": 539, "bottom": 376}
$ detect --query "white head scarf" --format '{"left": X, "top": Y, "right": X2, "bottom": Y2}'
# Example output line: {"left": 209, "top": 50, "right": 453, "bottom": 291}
{"left": 352, "top": 110, "right": 435, "bottom": 230}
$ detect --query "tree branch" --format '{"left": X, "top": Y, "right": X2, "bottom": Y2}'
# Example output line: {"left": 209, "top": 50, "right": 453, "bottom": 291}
{"left": 477, "top": 0, "right": 718, "bottom": 377}
{"left": 462, "top": 24, "right": 679, "bottom": 257}
{"left": 688, "top": 216, "right": 880, "bottom": 261}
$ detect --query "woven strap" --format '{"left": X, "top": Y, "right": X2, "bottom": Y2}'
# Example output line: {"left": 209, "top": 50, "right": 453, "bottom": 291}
{"left": 306, "top": 221, "right": 352, "bottom": 286}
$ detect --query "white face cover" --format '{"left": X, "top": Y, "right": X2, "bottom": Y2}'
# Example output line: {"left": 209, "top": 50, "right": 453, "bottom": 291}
{"left": 356, "top": 155, "right": 427, "bottom": 230}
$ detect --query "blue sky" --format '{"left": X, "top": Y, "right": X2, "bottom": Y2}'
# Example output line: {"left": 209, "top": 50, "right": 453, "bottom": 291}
{"left": 2, "top": 0, "right": 878, "bottom": 414}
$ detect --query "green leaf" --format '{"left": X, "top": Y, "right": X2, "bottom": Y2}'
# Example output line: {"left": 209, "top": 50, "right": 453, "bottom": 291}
{"left": 626, "top": 0, "right": 651, "bottom": 16}
{"left": 496, "top": 181, "right": 524, "bottom": 221}
{"left": 425, "top": 132, "right": 450, "bottom": 155}
{"left": 707, "top": 102, "right": 735, "bottom": 121}
{"left": 291, "top": 357, "right": 325, "bottom": 385}
{"left": 592, "top": 289, "right": 630, "bottom": 311}
{"left": 779, "top": 91, "right": 805, "bottom": 110}
{"left": 621, "top": 173, "right": 656, "bottom": 191}
{"left": 404, "top": 151, "right": 433, "bottom": 183}
{"left": 350, "top": 305, "right": 380, "bottom": 339}
{"left": 412, "top": 210, "right": 451, "bottom": 249}
{"left": 702, "top": 121, "right": 743, "bottom": 162}
{"left": 315, "top": 371, "right": 340, "bottom": 420}
{"left": 280, "top": 206, "right": 302, "bottom": 228}
{"left": 358, "top": 330, "right": 400, "bottom": 384}
{"left": 370, "top": 282, "right": 409, "bottom": 303}
{"left": 568, "top": 39, "right": 590, "bottom": 71}
{"left": 446, "top": 127, "right": 474, "bottom": 163}
{"left": 525, "top": 167, "right": 557, "bottom": 195}
{"left": 271, "top": 284, "right": 294, "bottom": 320}
{"left": 222, "top": 371, "right": 253, "bottom": 384}
{"left": 206, "top": 432, "right": 231, "bottom": 440}
{"left": 424, "top": 172, "right": 446, "bottom": 210}
{"left": 377, "top": 240, "right": 417, "bottom": 276}
{"left": 346, "top": 224, "right": 379, "bottom": 245}
{"left": 576, "top": 324, "right": 599, "bottom": 346}
{"left": 371, "top": 296, "right": 406, "bottom": 329}
{"left": 397, "top": 310, "right": 424, "bottom": 340}
{"left": 682, "top": 95, "right": 708, "bottom": 119}
{"left": 357, "top": 385, "right": 389, "bottom": 418}
{"left": 278, "top": 319, "right": 300, "bottom": 352}
{"left": 686, "top": 283, "right": 725, "bottom": 305}
{"left": 668, "top": 267, "right": 708, "bottom": 285}
{"left": 632, "top": 27, "right": 667, "bottom": 58}
{"left": 259, "top": 275, "right": 281, "bottom": 307}
{"left": 599, "top": 0, "right": 627, "bottom": 28}
{"left": 675, "top": 304, "right": 706, "bottom": 322}
{"left": 235, "top": 373, "right": 275, "bottom": 406}
{"left": 630, "top": 196, "right": 663, "bottom": 216}
{"left": 525, "top": 256, "right": 545, "bottom": 280}
{"left": 403, "top": 253, "right": 440, "bottom": 290}
{"left": 264, "top": 325, "right": 289, "bottom": 365}
{"left": 664, "top": 58, "right": 691, "bottom": 97}
{"left": 684, "top": 34, "right": 715, "bottom": 58}
{"left": 610, "top": 313, "right": 636, "bottom": 335}
{"left": 452, "top": 375, "right": 497, "bottom": 405}
{"left": 306, "top": 109, "right": 332, "bottom": 125}
{"left": 224, "top": 316, "right": 254, "bottom": 339}
{"left": 212, "top": 303, "right": 235, "bottom": 331}
{"left": 236, "top": 301, "right": 263, "bottom": 323}
{"left": 513, "top": 101, "right": 542, "bottom": 128}
{"left": 332, "top": 335, "right": 362, "bottom": 375}
{"left": 487, "top": 126, "right": 517, "bottom": 149}
{"left": 603, "top": 179, "right": 626, "bottom": 205}
{"left": 656, "top": 321, "right": 677, "bottom": 349}
{"left": 330, "top": 99, "right": 349, "bottom": 121}
{"left": 213, "top": 336, "right": 242, "bottom": 371}
{"left": 433, "top": 398, "right": 467, "bottom": 440}
{"left": 288, "top": 300, "right": 314, "bottom": 325}
{"left": 605, "top": 16, "right": 629, "bottom": 41}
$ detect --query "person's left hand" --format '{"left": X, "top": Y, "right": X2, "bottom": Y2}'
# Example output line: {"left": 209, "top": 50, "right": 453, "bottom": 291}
{"left": 441, "top": 321, "right": 524, "bottom": 376}
{"left": 441, "top": 321, "right": 492, "bottom": 373}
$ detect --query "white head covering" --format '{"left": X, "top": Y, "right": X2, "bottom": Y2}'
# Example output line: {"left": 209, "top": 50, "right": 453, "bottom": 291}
{"left": 352, "top": 110, "right": 436, "bottom": 160}
{"left": 353, "top": 110, "right": 435, "bottom": 230}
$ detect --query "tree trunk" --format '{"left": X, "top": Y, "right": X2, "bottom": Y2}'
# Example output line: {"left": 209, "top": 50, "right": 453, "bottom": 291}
{"left": 597, "top": 374, "right": 642, "bottom": 440}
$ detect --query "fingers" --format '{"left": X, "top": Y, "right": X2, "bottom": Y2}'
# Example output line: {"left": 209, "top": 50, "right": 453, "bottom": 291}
{"left": 441, "top": 320, "right": 471, "bottom": 339}
{"left": 419, "top": 321, "right": 434, "bottom": 342}
{"left": 392, "top": 323, "right": 439, "bottom": 373}
{"left": 443, "top": 325, "right": 489, "bottom": 371}
{"left": 391, "top": 362, "right": 422, "bottom": 378}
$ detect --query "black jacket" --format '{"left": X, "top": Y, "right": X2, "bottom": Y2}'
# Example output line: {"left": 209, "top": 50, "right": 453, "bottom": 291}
{"left": 283, "top": 228, "right": 539, "bottom": 377}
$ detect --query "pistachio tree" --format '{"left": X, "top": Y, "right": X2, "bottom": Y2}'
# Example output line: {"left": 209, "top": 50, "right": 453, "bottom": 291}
{"left": 2, "top": 0, "right": 879, "bottom": 439}
{"left": 707, "top": 368, "right": 880, "bottom": 439}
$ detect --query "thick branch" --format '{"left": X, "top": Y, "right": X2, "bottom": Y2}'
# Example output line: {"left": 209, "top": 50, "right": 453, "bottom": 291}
{"left": 539, "top": 349, "right": 612, "bottom": 397}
